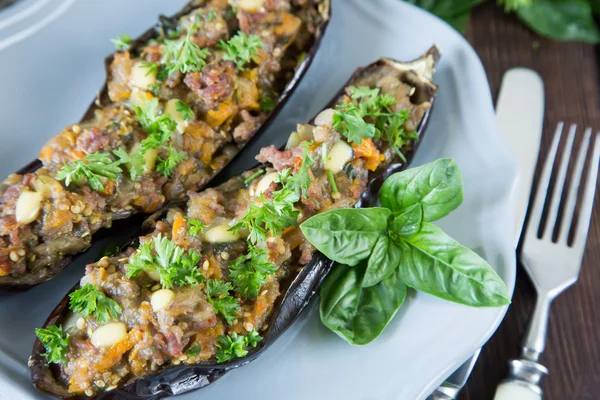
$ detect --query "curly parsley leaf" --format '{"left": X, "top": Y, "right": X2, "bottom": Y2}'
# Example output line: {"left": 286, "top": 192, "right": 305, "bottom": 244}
{"left": 246, "top": 329, "right": 262, "bottom": 347}
{"left": 229, "top": 245, "right": 278, "bottom": 298}
{"left": 185, "top": 217, "right": 205, "bottom": 237}
{"left": 260, "top": 94, "right": 276, "bottom": 112}
{"left": 125, "top": 235, "right": 204, "bottom": 289}
{"left": 69, "top": 284, "right": 122, "bottom": 323}
{"left": 134, "top": 98, "right": 177, "bottom": 153}
{"left": 286, "top": 142, "right": 313, "bottom": 198}
{"left": 230, "top": 192, "right": 299, "bottom": 245}
{"left": 332, "top": 103, "right": 376, "bottom": 144}
{"left": 111, "top": 34, "right": 132, "bottom": 50}
{"left": 35, "top": 325, "right": 70, "bottom": 365}
{"left": 161, "top": 24, "right": 210, "bottom": 76}
{"left": 140, "top": 61, "right": 159, "bottom": 76}
{"left": 219, "top": 32, "right": 263, "bottom": 70}
{"left": 335, "top": 86, "right": 415, "bottom": 160}
{"left": 206, "top": 279, "right": 239, "bottom": 324}
{"left": 216, "top": 330, "right": 262, "bottom": 363}
{"left": 113, "top": 147, "right": 146, "bottom": 180}
{"left": 156, "top": 147, "right": 187, "bottom": 177}
{"left": 56, "top": 153, "right": 123, "bottom": 192}
{"left": 230, "top": 145, "right": 317, "bottom": 243}
{"left": 186, "top": 342, "right": 202, "bottom": 358}
{"left": 176, "top": 100, "right": 195, "bottom": 121}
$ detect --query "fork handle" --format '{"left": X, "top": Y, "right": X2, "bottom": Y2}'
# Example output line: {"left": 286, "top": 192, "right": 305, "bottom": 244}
{"left": 494, "top": 359, "right": 547, "bottom": 400}
{"left": 522, "top": 292, "right": 552, "bottom": 360}
{"left": 494, "top": 293, "right": 551, "bottom": 398}
{"left": 494, "top": 381, "right": 542, "bottom": 400}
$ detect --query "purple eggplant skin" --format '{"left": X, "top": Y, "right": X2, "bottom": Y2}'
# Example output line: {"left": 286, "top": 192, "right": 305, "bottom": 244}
{"left": 0, "top": 0, "right": 331, "bottom": 292}
{"left": 29, "top": 47, "right": 439, "bottom": 399}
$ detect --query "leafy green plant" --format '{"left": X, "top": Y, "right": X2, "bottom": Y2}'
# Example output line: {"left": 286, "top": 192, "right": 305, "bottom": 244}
{"left": 56, "top": 152, "right": 123, "bottom": 192}
{"left": 215, "top": 330, "right": 262, "bottom": 363}
{"left": 125, "top": 234, "right": 204, "bottom": 289}
{"left": 69, "top": 284, "right": 122, "bottom": 323}
{"left": 300, "top": 158, "right": 511, "bottom": 345}
{"left": 35, "top": 325, "right": 70, "bottom": 364}
{"left": 404, "top": 0, "right": 600, "bottom": 43}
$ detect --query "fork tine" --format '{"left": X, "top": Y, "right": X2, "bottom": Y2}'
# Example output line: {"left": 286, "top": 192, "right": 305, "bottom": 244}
{"left": 543, "top": 124, "right": 577, "bottom": 240}
{"left": 527, "top": 123, "right": 564, "bottom": 238}
{"left": 573, "top": 132, "right": 600, "bottom": 254}
{"left": 558, "top": 128, "right": 592, "bottom": 243}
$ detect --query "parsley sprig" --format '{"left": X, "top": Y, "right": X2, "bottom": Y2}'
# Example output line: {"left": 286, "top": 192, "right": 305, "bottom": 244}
{"left": 56, "top": 153, "right": 123, "bottom": 192}
{"left": 69, "top": 284, "right": 122, "bottom": 323}
{"left": 156, "top": 147, "right": 187, "bottom": 177}
{"left": 134, "top": 98, "right": 177, "bottom": 153}
{"left": 186, "top": 342, "right": 202, "bottom": 358}
{"left": 161, "top": 24, "right": 210, "bottom": 76}
{"left": 219, "top": 32, "right": 263, "bottom": 70}
{"left": 205, "top": 279, "right": 240, "bottom": 325}
{"left": 206, "top": 279, "right": 239, "bottom": 324}
{"left": 176, "top": 100, "right": 195, "bottom": 121}
{"left": 35, "top": 325, "right": 69, "bottom": 365}
{"left": 185, "top": 217, "right": 205, "bottom": 236}
{"left": 283, "top": 142, "right": 313, "bottom": 198}
{"left": 113, "top": 147, "right": 146, "bottom": 181}
{"left": 230, "top": 144, "right": 313, "bottom": 244}
{"left": 125, "top": 235, "right": 204, "bottom": 289}
{"left": 229, "top": 245, "right": 278, "bottom": 298}
{"left": 229, "top": 192, "right": 298, "bottom": 245}
{"left": 111, "top": 34, "right": 132, "bottom": 50}
{"left": 133, "top": 98, "right": 188, "bottom": 176}
{"left": 215, "top": 330, "right": 262, "bottom": 363}
{"left": 333, "top": 86, "right": 416, "bottom": 160}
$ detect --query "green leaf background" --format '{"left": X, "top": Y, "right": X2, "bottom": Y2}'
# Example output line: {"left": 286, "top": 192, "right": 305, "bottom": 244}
{"left": 403, "top": 0, "right": 600, "bottom": 43}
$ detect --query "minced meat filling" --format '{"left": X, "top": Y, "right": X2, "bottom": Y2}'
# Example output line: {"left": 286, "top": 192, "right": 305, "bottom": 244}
{"left": 48, "top": 61, "right": 433, "bottom": 396}
{"left": 0, "top": 0, "right": 327, "bottom": 281}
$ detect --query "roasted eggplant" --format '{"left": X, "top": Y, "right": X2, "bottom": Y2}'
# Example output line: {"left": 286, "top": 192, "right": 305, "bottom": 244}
{"left": 30, "top": 48, "right": 439, "bottom": 399}
{"left": 0, "top": 0, "right": 330, "bottom": 290}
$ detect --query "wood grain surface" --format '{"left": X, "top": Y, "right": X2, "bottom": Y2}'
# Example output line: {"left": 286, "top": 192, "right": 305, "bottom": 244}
{"left": 459, "top": 4, "right": 600, "bottom": 400}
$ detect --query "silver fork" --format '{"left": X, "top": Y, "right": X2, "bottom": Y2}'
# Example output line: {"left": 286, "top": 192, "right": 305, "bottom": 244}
{"left": 493, "top": 123, "right": 600, "bottom": 400}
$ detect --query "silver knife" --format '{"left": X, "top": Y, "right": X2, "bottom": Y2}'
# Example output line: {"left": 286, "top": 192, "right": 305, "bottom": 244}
{"left": 427, "top": 68, "right": 545, "bottom": 400}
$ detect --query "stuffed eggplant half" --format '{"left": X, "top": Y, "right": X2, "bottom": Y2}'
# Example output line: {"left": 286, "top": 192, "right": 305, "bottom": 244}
{"left": 30, "top": 48, "right": 439, "bottom": 399}
{"left": 0, "top": 0, "right": 329, "bottom": 289}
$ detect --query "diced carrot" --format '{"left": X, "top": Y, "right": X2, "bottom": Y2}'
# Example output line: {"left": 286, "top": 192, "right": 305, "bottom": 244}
{"left": 292, "top": 156, "right": 303, "bottom": 172}
{"left": 172, "top": 214, "right": 189, "bottom": 248}
{"left": 352, "top": 138, "right": 384, "bottom": 171}
{"left": 205, "top": 253, "right": 222, "bottom": 279}
{"left": 94, "top": 329, "right": 140, "bottom": 372}
{"left": 283, "top": 227, "right": 303, "bottom": 250}
{"left": 275, "top": 13, "right": 302, "bottom": 37}
{"left": 235, "top": 76, "right": 260, "bottom": 110}
{"left": 206, "top": 99, "right": 236, "bottom": 128}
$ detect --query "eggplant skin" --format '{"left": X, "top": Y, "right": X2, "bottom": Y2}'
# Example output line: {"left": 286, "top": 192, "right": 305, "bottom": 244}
{"left": 30, "top": 46, "right": 439, "bottom": 399}
{"left": 1, "top": 0, "right": 331, "bottom": 292}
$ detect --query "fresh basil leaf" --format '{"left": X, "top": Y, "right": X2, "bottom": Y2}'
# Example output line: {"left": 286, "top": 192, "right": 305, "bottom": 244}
{"left": 516, "top": 0, "right": 600, "bottom": 43}
{"left": 404, "top": 0, "right": 486, "bottom": 33}
{"left": 592, "top": 0, "right": 600, "bottom": 15}
{"left": 300, "top": 208, "right": 390, "bottom": 266}
{"left": 444, "top": 11, "right": 471, "bottom": 33}
{"left": 389, "top": 204, "right": 423, "bottom": 238}
{"left": 380, "top": 158, "right": 463, "bottom": 222}
{"left": 320, "top": 262, "right": 407, "bottom": 345}
{"left": 363, "top": 235, "right": 402, "bottom": 287}
{"left": 397, "top": 223, "right": 511, "bottom": 307}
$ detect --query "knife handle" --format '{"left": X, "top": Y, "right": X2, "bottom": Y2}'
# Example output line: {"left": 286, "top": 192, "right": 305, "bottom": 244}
{"left": 494, "top": 381, "right": 541, "bottom": 400}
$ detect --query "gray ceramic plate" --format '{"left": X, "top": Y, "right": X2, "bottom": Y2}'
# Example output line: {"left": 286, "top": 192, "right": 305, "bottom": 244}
{"left": 0, "top": 0, "right": 517, "bottom": 399}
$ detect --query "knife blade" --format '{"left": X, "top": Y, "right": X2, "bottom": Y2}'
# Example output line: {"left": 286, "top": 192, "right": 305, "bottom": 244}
{"left": 427, "top": 68, "right": 545, "bottom": 400}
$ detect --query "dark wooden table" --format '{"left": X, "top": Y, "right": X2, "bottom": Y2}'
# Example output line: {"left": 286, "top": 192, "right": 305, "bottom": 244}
{"left": 458, "top": 4, "right": 600, "bottom": 400}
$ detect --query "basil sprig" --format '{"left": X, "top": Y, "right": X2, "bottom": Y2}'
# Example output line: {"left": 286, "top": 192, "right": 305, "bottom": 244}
{"left": 300, "top": 158, "right": 511, "bottom": 345}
